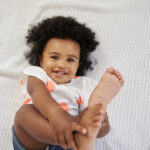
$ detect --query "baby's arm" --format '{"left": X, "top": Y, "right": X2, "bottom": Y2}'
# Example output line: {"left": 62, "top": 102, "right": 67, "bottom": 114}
{"left": 27, "top": 76, "right": 59, "bottom": 119}
{"left": 27, "top": 76, "right": 87, "bottom": 150}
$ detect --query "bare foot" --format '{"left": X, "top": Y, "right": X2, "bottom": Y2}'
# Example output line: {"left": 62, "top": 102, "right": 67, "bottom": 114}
{"left": 75, "top": 104, "right": 106, "bottom": 150}
{"left": 89, "top": 67, "right": 124, "bottom": 106}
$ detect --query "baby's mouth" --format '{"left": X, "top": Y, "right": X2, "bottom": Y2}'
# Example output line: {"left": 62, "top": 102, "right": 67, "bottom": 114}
{"left": 52, "top": 70, "right": 68, "bottom": 77}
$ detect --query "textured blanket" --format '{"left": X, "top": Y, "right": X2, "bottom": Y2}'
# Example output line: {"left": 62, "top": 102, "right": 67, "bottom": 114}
{"left": 0, "top": 0, "right": 149, "bottom": 149}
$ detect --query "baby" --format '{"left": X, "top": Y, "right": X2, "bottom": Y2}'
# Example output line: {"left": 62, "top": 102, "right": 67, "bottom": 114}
{"left": 13, "top": 16, "right": 124, "bottom": 150}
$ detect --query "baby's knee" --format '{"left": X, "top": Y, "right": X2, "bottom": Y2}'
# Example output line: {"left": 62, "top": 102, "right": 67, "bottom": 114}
{"left": 14, "top": 104, "right": 34, "bottom": 124}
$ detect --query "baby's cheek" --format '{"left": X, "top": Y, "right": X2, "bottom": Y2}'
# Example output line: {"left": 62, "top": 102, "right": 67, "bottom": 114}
{"left": 72, "top": 66, "right": 79, "bottom": 75}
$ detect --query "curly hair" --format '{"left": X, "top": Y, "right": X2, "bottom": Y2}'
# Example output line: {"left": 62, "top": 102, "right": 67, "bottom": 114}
{"left": 25, "top": 16, "right": 99, "bottom": 76}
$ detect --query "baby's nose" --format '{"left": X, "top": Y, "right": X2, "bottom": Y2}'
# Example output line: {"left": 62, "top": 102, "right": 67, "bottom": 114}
{"left": 57, "top": 60, "right": 66, "bottom": 68}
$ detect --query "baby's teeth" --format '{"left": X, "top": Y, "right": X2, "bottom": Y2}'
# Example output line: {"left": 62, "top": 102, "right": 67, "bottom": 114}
{"left": 56, "top": 72, "right": 64, "bottom": 75}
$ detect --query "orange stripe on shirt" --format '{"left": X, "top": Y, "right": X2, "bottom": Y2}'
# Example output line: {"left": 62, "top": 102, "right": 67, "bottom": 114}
{"left": 23, "top": 97, "right": 31, "bottom": 104}
{"left": 20, "top": 80, "right": 24, "bottom": 87}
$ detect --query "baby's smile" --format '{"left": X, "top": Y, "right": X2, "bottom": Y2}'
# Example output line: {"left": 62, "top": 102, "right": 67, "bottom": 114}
{"left": 52, "top": 70, "right": 68, "bottom": 77}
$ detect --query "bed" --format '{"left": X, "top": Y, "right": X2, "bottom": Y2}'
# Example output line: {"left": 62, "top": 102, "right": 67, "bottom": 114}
{"left": 0, "top": 0, "right": 149, "bottom": 149}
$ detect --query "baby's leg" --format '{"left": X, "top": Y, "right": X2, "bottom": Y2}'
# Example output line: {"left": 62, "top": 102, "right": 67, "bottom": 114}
{"left": 14, "top": 104, "right": 56, "bottom": 150}
{"left": 89, "top": 67, "right": 124, "bottom": 106}
{"left": 75, "top": 104, "right": 106, "bottom": 150}
{"left": 74, "top": 67, "right": 123, "bottom": 150}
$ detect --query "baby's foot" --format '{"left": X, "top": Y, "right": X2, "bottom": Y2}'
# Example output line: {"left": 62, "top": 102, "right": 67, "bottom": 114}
{"left": 75, "top": 104, "right": 106, "bottom": 150}
{"left": 89, "top": 67, "right": 124, "bottom": 106}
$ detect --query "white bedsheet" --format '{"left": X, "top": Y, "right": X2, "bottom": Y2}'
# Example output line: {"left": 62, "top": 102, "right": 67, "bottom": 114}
{"left": 0, "top": 0, "right": 149, "bottom": 149}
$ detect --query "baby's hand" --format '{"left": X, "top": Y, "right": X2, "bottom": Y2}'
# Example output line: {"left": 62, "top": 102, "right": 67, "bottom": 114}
{"left": 48, "top": 107, "right": 87, "bottom": 150}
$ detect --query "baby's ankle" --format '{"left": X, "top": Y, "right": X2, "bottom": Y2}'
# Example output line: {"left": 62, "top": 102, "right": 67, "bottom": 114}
{"left": 88, "top": 94, "right": 108, "bottom": 107}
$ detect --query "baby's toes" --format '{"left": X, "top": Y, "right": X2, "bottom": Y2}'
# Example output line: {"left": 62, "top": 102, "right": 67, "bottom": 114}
{"left": 105, "top": 67, "right": 115, "bottom": 74}
{"left": 120, "top": 79, "right": 124, "bottom": 85}
{"left": 114, "top": 70, "right": 124, "bottom": 84}
{"left": 114, "top": 70, "right": 122, "bottom": 79}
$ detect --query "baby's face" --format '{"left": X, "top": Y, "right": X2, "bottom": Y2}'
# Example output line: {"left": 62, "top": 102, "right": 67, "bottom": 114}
{"left": 40, "top": 38, "right": 80, "bottom": 84}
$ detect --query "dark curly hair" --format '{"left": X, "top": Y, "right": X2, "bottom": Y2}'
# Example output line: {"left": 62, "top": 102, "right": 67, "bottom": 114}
{"left": 25, "top": 16, "right": 99, "bottom": 76}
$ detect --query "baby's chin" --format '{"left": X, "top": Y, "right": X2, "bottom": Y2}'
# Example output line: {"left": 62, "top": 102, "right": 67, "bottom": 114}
{"left": 50, "top": 74, "right": 72, "bottom": 84}
{"left": 53, "top": 78, "right": 71, "bottom": 85}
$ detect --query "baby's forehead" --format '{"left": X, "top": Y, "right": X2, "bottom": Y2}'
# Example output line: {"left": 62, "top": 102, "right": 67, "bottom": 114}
{"left": 43, "top": 38, "right": 80, "bottom": 57}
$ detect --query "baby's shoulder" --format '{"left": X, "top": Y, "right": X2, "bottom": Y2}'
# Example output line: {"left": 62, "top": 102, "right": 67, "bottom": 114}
{"left": 22, "top": 66, "right": 49, "bottom": 84}
{"left": 23, "top": 66, "right": 46, "bottom": 75}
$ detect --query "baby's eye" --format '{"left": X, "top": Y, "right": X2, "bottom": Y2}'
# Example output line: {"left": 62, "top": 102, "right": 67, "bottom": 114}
{"left": 67, "top": 58, "right": 75, "bottom": 62}
{"left": 51, "top": 55, "right": 59, "bottom": 60}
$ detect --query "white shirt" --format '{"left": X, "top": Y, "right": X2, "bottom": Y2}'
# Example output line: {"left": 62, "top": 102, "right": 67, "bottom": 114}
{"left": 20, "top": 66, "right": 97, "bottom": 116}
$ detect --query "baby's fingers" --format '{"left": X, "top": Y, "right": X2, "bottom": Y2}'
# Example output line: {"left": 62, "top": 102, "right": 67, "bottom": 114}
{"left": 65, "top": 131, "right": 77, "bottom": 150}
{"left": 71, "top": 121, "right": 87, "bottom": 135}
{"left": 58, "top": 133, "right": 68, "bottom": 149}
